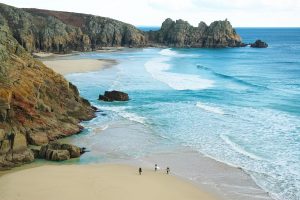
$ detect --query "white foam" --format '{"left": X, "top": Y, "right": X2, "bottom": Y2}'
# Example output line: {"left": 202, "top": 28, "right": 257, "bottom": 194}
{"left": 145, "top": 57, "right": 214, "bottom": 90}
{"left": 220, "top": 134, "right": 264, "bottom": 161}
{"left": 98, "top": 124, "right": 109, "bottom": 131}
{"left": 89, "top": 124, "right": 109, "bottom": 135}
{"left": 159, "top": 48, "right": 178, "bottom": 56}
{"left": 196, "top": 102, "right": 224, "bottom": 115}
{"left": 101, "top": 106, "right": 146, "bottom": 124}
{"left": 119, "top": 111, "right": 146, "bottom": 124}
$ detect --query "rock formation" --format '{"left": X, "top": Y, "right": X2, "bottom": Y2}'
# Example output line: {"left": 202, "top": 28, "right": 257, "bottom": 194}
{"left": 0, "top": 3, "right": 246, "bottom": 52}
{"left": 99, "top": 91, "right": 129, "bottom": 102}
{"left": 0, "top": 3, "right": 147, "bottom": 53}
{"left": 37, "top": 142, "right": 83, "bottom": 161}
{"left": 250, "top": 40, "right": 268, "bottom": 48}
{"left": 146, "top": 18, "right": 244, "bottom": 48}
{"left": 0, "top": 16, "right": 95, "bottom": 169}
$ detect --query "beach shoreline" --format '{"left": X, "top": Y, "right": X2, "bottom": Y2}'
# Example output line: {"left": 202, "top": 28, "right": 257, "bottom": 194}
{"left": 57, "top": 119, "right": 274, "bottom": 200}
{"left": 0, "top": 50, "right": 274, "bottom": 200}
{"left": 0, "top": 164, "right": 217, "bottom": 200}
{"left": 42, "top": 58, "right": 118, "bottom": 75}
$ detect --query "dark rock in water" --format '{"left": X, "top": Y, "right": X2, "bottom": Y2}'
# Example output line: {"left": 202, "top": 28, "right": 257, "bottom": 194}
{"left": 99, "top": 90, "right": 129, "bottom": 102}
{"left": 250, "top": 40, "right": 268, "bottom": 48}
{"left": 80, "top": 147, "right": 89, "bottom": 154}
{"left": 91, "top": 106, "right": 99, "bottom": 111}
{"left": 38, "top": 142, "right": 82, "bottom": 161}
{"left": 99, "top": 95, "right": 112, "bottom": 102}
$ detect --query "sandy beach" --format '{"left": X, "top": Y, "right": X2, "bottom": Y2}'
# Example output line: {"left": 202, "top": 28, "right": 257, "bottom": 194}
{"left": 0, "top": 164, "right": 217, "bottom": 200}
{"left": 43, "top": 59, "right": 117, "bottom": 75}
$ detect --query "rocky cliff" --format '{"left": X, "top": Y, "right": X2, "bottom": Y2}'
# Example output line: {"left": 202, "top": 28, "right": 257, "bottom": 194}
{"left": 146, "top": 18, "right": 243, "bottom": 48}
{"left": 0, "top": 3, "right": 244, "bottom": 52}
{"left": 0, "top": 3, "right": 147, "bottom": 53}
{"left": 0, "top": 20, "right": 95, "bottom": 169}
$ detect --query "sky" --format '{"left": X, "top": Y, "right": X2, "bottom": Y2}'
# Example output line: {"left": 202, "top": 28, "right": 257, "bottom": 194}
{"left": 1, "top": 0, "right": 300, "bottom": 27}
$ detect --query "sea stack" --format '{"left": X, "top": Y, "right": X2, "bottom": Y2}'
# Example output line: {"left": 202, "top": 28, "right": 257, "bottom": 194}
{"left": 250, "top": 40, "right": 268, "bottom": 48}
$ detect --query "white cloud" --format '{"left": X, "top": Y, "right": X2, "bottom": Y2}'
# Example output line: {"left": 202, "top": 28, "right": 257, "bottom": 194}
{"left": 1, "top": 0, "right": 299, "bottom": 27}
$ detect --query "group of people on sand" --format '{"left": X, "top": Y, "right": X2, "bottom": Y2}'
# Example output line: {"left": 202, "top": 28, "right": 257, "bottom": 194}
{"left": 138, "top": 164, "right": 170, "bottom": 175}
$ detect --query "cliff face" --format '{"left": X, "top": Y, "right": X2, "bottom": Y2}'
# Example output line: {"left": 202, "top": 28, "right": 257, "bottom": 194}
{"left": 0, "top": 3, "right": 243, "bottom": 53}
{"left": 146, "top": 18, "right": 243, "bottom": 48}
{"left": 0, "top": 21, "right": 95, "bottom": 169}
{"left": 0, "top": 3, "right": 147, "bottom": 53}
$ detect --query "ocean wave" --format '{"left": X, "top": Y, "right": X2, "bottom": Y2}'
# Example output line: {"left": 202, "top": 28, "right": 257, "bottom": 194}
{"left": 145, "top": 57, "right": 214, "bottom": 90}
{"left": 84, "top": 124, "right": 109, "bottom": 137}
{"left": 220, "top": 134, "right": 264, "bottom": 161}
{"left": 196, "top": 102, "right": 224, "bottom": 115}
{"left": 159, "top": 48, "right": 178, "bottom": 56}
{"left": 196, "top": 64, "right": 267, "bottom": 89}
{"left": 100, "top": 106, "right": 147, "bottom": 124}
{"left": 159, "top": 48, "right": 199, "bottom": 58}
{"left": 93, "top": 124, "right": 109, "bottom": 132}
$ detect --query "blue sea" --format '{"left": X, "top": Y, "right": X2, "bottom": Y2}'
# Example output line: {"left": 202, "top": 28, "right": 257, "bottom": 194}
{"left": 59, "top": 28, "right": 300, "bottom": 200}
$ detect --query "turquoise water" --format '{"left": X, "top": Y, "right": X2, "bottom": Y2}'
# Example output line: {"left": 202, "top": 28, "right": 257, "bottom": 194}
{"left": 63, "top": 28, "right": 300, "bottom": 200}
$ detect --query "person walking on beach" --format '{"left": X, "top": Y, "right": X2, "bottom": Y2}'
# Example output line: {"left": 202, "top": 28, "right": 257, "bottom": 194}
{"left": 155, "top": 164, "right": 158, "bottom": 172}
{"left": 139, "top": 167, "right": 142, "bottom": 175}
{"left": 166, "top": 167, "right": 170, "bottom": 174}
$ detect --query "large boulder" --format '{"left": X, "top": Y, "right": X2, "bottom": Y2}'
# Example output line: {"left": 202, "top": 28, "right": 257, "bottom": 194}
{"left": 61, "top": 143, "right": 81, "bottom": 158}
{"left": 45, "top": 149, "right": 70, "bottom": 161}
{"left": 38, "top": 142, "right": 83, "bottom": 161}
{"left": 99, "top": 90, "right": 129, "bottom": 102}
{"left": 250, "top": 40, "right": 268, "bottom": 48}
{"left": 0, "top": 149, "right": 34, "bottom": 169}
{"left": 0, "top": 130, "right": 34, "bottom": 169}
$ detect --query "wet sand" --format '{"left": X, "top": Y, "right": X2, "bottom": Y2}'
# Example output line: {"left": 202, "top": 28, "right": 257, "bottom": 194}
{"left": 59, "top": 119, "right": 273, "bottom": 200}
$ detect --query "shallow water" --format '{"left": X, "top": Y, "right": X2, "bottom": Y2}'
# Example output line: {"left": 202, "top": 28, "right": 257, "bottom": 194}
{"left": 59, "top": 28, "right": 300, "bottom": 200}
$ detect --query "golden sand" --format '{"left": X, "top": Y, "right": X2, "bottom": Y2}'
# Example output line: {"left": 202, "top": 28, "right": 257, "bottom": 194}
{"left": 0, "top": 164, "right": 217, "bottom": 200}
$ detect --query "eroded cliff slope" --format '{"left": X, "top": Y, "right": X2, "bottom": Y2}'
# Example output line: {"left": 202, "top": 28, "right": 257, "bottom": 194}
{"left": 0, "top": 3, "right": 147, "bottom": 53}
{"left": 0, "top": 21, "right": 95, "bottom": 169}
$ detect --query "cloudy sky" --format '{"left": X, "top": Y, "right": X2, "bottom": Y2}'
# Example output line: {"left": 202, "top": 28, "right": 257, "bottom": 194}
{"left": 1, "top": 0, "right": 300, "bottom": 27}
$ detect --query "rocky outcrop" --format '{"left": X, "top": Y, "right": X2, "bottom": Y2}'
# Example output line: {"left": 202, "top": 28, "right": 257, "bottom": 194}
{"left": 99, "top": 91, "right": 129, "bottom": 102}
{"left": 250, "top": 40, "right": 268, "bottom": 48}
{"left": 0, "top": 3, "right": 246, "bottom": 52}
{"left": 0, "top": 15, "right": 95, "bottom": 169}
{"left": 0, "top": 130, "right": 34, "bottom": 169}
{"left": 38, "top": 142, "right": 83, "bottom": 161}
{"left": 146, "top": 18, "right": 244, "bottom": 48}
{"left": 0, "top": 3, "right": 147, "bottom": 53}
